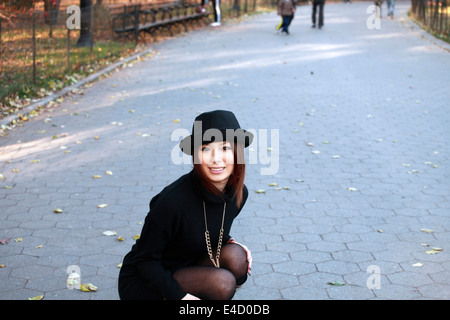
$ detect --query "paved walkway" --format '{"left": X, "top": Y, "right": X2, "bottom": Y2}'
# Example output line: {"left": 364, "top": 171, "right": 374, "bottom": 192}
{"left": 1, "top": 1, "right": 449, "bottom": 300}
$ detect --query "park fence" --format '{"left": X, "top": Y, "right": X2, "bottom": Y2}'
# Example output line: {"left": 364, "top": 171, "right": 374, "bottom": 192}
{"left": 410, "top": 0, "right": 449, "bottom": 38}
{"left": 0, "top": 0, "right": 274, "bottom": 119}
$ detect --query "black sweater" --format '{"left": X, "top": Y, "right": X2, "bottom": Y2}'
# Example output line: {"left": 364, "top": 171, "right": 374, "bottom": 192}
{"left": 121, "top": 170, "right": 248, "bottom": 300}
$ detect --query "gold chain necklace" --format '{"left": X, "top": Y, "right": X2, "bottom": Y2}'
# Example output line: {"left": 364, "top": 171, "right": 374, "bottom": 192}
{"left": 203, "top": 201, "right": 226, "bottom": 268}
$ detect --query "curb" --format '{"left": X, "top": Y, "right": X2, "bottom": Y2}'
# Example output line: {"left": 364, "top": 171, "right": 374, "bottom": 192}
{"left": 399, "top": 7, "right": 450, "bottom": 53}
{"left": 0, "top": 46, "right": 156, "bottom": 131}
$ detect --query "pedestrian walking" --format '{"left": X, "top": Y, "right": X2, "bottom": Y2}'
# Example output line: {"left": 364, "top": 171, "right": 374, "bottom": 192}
{"left": 201, "top": 0, "right": 222, "bottom": 26}
{"left": 386, "top": 0, "right": 395, "bottom": 18}
{"left": 277, "top": 0, "right": 296, "bottom": 35}
{"left": 311, "top": 0, "right": 325, "bottom": 29}
{"left": 118, "top": 110, "right": 253, "bottom": 300}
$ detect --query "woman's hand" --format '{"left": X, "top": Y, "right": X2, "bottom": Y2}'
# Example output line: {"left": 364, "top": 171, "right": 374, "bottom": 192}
{"left": 228, "top": 238, "right": 252, "bottom": 275}
{"left": 182, "top": 293, "right": 200, "bottom": 300}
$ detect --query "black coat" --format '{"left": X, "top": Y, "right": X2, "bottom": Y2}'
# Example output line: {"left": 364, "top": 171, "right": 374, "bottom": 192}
{"left": 119, "top": 170, "right": 248, "bottom": 300}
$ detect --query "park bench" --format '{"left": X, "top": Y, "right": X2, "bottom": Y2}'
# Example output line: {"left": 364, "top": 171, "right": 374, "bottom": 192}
{"left": 109, "top": 1, "right": 210, "bottom": 43}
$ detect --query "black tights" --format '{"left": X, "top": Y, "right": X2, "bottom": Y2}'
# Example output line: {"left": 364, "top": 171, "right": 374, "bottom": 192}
{"left": 173, "top": 243, "right": 248, "bottom": 300}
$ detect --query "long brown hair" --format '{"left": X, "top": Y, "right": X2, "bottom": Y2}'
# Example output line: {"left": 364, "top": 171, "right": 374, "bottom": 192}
{"left": 193, "top": 143, "right": 246, "bottom": 208}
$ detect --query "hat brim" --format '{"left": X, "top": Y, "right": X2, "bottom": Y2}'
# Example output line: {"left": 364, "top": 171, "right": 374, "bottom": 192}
{"left": 179, "top": 128, "right": 254, "bottom": 155}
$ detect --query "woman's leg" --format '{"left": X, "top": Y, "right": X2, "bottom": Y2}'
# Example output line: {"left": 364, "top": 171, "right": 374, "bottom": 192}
{"left": 173, "top": 243, "right": 249, "bottom": 300}
{"left": 173, "top": 266, "right": 236, "bottom": 300}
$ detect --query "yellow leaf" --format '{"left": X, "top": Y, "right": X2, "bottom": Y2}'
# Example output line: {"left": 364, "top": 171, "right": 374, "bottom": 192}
{"left": 268, "top": 183, "right": 278, "bottom": 186}
{"left": 12, "top": 169, "right": 20, "bottom": 173}
{"left": 93, "top": 175, "right": 102, "bottom": 179}
{"left": 14, "top": 237, "right": 23, "bottom": 242}
{"left": 97, "top": 204, "right": 108, "bottom": 208}
{"left": 35, "top": 244, "right": 43, "bottom": 248}
{"left": 0, "top": 264, "right": 6, "bottom": 268}
{"left": 80, "top": 283, "right": 97, "bottom": 292}
{"left": 173, "top": 119, "right": 180, "bottom": 123}
{"left": 30, "top": 160, "right": 40, "bottom": 163}
{"left": 347, "top": 187, "right": 358, "bottom": 191}
{"left": 54, "top": 208, "right": 63, "bottom": 214}
{"left": 28, "top": 295, "right": 44, "bottom": 300}
{"left": 132, "top": 235, "right": 140, "bottom": 240}
{"left": 117, "top": 236, "right": 124, "bottom": 241}
{"left": 105, "top": 171, "right": 113, "bottom": 176}
{"left": 255, "top": 189, "right": 266, "bottom": 194}
{"left": 117, "top": 263, "right": 122, "bottom": 268}
{"left": 420, "top": 228, "right": 434, "bottom": 233}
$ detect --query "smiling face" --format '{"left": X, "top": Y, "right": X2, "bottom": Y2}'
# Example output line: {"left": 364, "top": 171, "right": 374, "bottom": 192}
{"left": 196, "top": 141, "right": 235, "bottom": 192}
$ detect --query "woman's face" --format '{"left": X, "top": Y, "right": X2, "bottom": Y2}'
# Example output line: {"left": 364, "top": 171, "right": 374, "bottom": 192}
{"left": 197, "top": 141, "right": 234, "bottom": 191}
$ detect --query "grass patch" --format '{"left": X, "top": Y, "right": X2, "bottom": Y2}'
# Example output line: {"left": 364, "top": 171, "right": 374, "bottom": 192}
{"left": 0, "top": 24, "right": 136, "bottom": 120}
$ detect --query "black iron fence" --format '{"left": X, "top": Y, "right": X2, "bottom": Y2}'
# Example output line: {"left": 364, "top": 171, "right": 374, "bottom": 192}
{"left": 0, "top": 0, "right": 275, "bottom": 119}
{"left": 410, "top": 0, "right": 449, "bottom": 38}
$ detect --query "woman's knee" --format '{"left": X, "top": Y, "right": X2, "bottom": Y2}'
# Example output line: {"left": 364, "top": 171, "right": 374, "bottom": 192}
{"left": 220, "top": 244, "right": 248, "bottom": 279}
{"left": 213, "top": 269, "right": 236, "bottom": 300}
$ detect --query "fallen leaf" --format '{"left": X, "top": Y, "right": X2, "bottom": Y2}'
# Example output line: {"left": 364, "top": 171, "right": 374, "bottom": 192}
{"left": 117, "top": 263, "right": 122, "bottom": 268}
{"left": 105, "top": 171, "right": 113, "bottom": 176}
{"left": 173, "top": 119, "right": 180, "bottom": 123}
{"left": 420, "top": 228, "right": 434, "bottom": 233}
{"left": 0, "top": 264, "right": 5, "bottom": 268}
{"left": 54, "top": 208, "right": 63, "bottom": 214}
{"left": 132, "top": 235, "right": 140, "bottom": 240}
{"left": 35, "top": 244, "right": 43, "bottom": 248}
{"left": 12, "top": 169, "right": 20, "bottom": 173}
{"left": 328, "top": 281, "right": 345, "bottom": 286}
{"left": 117, "top": 236, "right": 124, "bottom": 241}
{"left": 311, "top": 150, "right": 320, "bottom": 155}
{"left": 80, "top": 283, "right": 98, "bottom": 292}
{"left": 425, "top": 249, "right": 440, "bottom": 255}
{"left": 255, "top": 189, "right": 266, "bottom": 194}
{"left": 377, "top": 229, "right": 384, "bottom": 233}
{"left": 283, "top": 187, "right": 290, "bottom": 190}
{"left": 268, "top": 183, "right": 278, "bottom": 186}
{"left": 0, "top": 238, "right": 10, "bottom": 245}
{"left": 28, "top": 295, "right": 44, "bottom": 300}
{"left": 347, "top": 187, "right": 358, "bottom": 191}
{"left": 30, "top": 160, "right": 40, "bottom": 163}
{"left": 93, "top": 175, "right": 102, "bottom": 179}
{"left": 412, "top": 262, "right": 423, "bottom": 267}
{"left": 102, "top": 230, "right": 117, "bottom": 236}
{"left": 97, "top": 204, "right": 108, "bottom": 208}
{"left": 14, "top": 237, "right": 23, "bottom": 242}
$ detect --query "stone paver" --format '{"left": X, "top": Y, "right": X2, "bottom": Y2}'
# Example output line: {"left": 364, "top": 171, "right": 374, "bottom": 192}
{"left": 1, "top": 1, "right": 449, "bottom": 300}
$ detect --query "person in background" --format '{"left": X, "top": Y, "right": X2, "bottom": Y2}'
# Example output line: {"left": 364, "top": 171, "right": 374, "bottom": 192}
{"left": 311, "top": 0, "right": 325, "bottom": 29}
{"left": 201, "top": 0, "right": 222, "bottom": 26}
{"left": 277, "top": 0, "right": 296, "bottom": 35}
{"left": 386, "top": 0, "right": 395, "bottom": 19}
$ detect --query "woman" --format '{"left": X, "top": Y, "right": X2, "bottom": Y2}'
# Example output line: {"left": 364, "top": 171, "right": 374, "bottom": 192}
{"left": 118, "top": 110, "right": 253, "bottom": 300}
{"left": 278, "top": 0, "right": 296, "bottom": 35}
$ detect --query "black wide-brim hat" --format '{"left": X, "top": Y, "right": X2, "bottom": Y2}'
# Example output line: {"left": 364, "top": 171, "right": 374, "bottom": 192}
{"left": 179, "top": 110, "right": 254, "bottom": 155}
